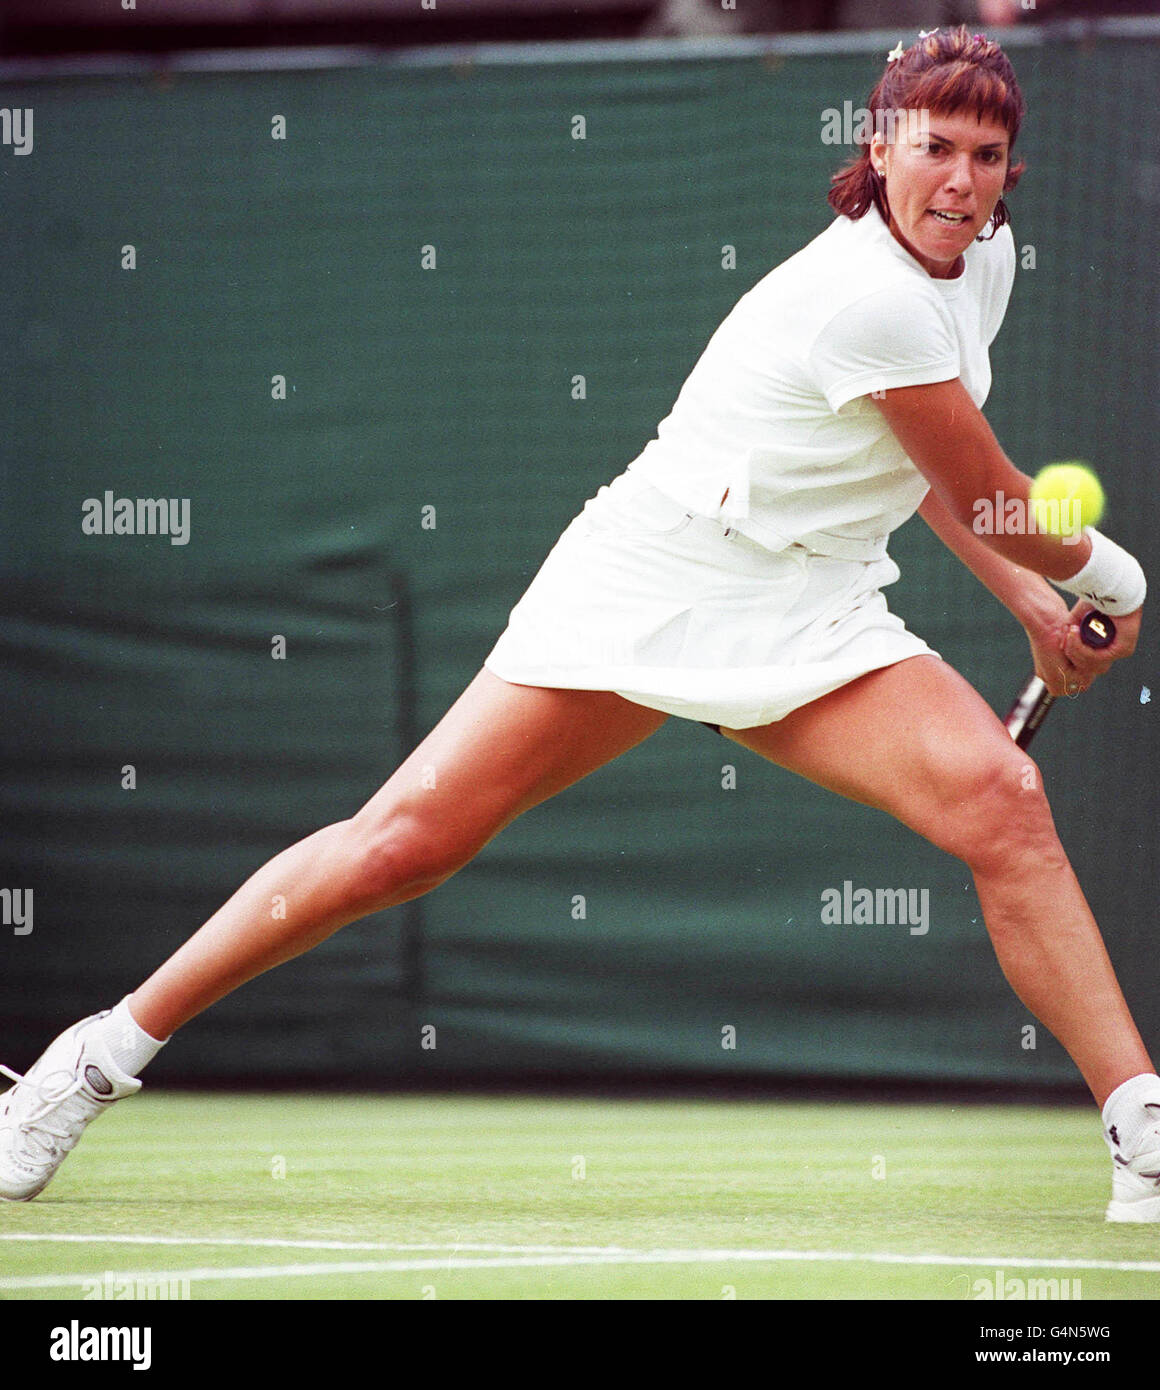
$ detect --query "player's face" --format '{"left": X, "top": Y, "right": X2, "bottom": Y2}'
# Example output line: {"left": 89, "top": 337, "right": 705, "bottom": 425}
{"left": 871, "top": 110, "right": 1010, "bottom": 279}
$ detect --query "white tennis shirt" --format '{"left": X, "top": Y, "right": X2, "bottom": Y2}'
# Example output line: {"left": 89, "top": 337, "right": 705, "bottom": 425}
{"left": 627, "top": 205, "right": 1016, "bottom": 560}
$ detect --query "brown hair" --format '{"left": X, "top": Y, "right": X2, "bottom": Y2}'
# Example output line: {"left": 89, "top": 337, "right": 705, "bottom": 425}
{"left": 828, "top": 26, "right": 1026, "bottom": 240}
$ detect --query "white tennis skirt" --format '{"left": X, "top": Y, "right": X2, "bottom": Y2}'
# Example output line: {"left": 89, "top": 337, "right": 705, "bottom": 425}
{"left": 484, "top": 471, "right": 938, "bottom": 729}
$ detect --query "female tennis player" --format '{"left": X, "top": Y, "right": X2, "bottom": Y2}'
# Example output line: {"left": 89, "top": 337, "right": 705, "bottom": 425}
{"left": 3, "top": 27, "right": 1157, "bottom": 1220}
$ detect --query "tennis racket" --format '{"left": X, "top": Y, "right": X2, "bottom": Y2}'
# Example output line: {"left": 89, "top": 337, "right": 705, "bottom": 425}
{"left": 1004, "top": 609, "right": 1116, "bottom": 749}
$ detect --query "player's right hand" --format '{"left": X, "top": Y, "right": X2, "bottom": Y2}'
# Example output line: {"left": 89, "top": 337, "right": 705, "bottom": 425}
{"left": 1056, "top": 602, "right": 1140, "bottom": 697}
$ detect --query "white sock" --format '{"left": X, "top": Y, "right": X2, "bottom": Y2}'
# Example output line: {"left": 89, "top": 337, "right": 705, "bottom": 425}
{"left": 87, "top": 996, "right": 169, "bottom": 1077}
{"left": 1101, "top": 1073, "right": 1160, "bottom": 1158}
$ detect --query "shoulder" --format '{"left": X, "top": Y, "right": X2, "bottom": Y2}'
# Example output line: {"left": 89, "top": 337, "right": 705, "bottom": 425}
{"left": 755, "top": 212, "right": 918, "bottom": 293}
{"left": 809, "top": 281, "right": 956, "bottom": 373}
{"left": 744, "top": 214, "right": 948, "bottom": 336}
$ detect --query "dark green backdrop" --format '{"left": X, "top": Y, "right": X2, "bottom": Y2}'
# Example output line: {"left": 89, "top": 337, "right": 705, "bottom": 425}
{"left": 2, "top": 32, "right": 1157, "bottom": 1087}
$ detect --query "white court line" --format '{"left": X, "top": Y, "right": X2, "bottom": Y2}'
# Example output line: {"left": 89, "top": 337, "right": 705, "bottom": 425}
{"left": 2, "top": 1243, "right": 1159, "bottom": 1290}
{"left": 5, "top": 1233, "right": 1160, "bottom": 1270}
{"left": 0, "top": 1234, "right": 623, "bottom": 1255}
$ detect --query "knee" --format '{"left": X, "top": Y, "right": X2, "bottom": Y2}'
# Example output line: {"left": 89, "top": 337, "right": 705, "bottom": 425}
{"left": 919, "top": 749, "right": 1065, "bottom": 875}
{"left": 343, "top": 806, "right": 479, "bottom": 909}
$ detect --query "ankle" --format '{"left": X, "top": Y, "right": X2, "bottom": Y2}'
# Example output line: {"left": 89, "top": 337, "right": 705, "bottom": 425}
{"left": 1102, "top": 1072, "right": 1160, "bottom": 1158}
{"left": 92, "top": 996, "right": 169, "bottom": 1077}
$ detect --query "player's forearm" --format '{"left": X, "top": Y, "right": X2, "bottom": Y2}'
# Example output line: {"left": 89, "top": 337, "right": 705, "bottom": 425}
{"left": 917, "top": 489, "right": 1066, "bottom": 628}
{"left": 875, "top": 382, "right": 1094, "bottom": 585}
{"left": 935, "top": 470, "right": 1095, "bottom": 583}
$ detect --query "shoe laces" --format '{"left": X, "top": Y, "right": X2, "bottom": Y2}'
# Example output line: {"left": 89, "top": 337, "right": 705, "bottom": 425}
{"left": 0, "top": 1063, "right": 104, "bottom": 1164}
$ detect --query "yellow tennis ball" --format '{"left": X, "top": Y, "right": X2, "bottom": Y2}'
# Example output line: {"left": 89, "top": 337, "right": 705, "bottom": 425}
{"left": 1030, "top": 461, "right": 1105, "bottom": 536}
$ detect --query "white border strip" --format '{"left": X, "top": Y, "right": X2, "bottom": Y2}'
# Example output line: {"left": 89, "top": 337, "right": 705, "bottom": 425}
{"left": 3, "top": 1237, "right": 1159, "bottom": 1289}
{"left": 0, "top": 18, "right": 1157, "bottom": 82}
{"left": 379, "top": 17, "right": 1160, "bottom": 66}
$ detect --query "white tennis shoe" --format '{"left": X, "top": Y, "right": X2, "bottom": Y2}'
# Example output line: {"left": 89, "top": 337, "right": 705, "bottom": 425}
{"left": 1106, "top": 1106, "right": 1160, "bottom": 1222}
{"left": 0, "top": 1013, "right": 141, "bottom": 1202}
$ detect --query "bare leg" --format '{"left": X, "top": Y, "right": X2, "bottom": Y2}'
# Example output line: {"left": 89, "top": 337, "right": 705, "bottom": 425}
{"left": 129, "top": 670, "right": 667, "bottom": 1039}
{"left": 723, "top": 655, "right": 1152, "bottom": 1108}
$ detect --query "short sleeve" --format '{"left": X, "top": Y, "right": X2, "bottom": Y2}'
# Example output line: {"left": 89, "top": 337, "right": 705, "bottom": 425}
{"left": 808, "top": 284, "right": 960, "bottom": 414}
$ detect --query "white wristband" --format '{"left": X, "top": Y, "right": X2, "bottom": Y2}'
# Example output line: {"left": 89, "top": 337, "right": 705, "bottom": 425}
{"left": 1054, "top": 528, "right": 1146, "bottom": 617}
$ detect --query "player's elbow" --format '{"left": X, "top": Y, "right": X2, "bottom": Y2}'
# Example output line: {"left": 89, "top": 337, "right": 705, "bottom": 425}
{"left": 939, "top": 485, "right": 988, "bottom": 532}
{"left": 947, "top": 455, "right": 1030, "bottom": 538}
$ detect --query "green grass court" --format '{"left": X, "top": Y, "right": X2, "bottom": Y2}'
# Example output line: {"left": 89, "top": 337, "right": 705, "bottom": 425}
{"left": 2, "top": 1093, "right": 1158, "bottom": 1301}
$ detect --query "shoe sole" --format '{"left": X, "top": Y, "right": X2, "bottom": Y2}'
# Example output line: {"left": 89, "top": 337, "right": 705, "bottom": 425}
{"left": 0, "top": 1152, "right": 54, "bottom": 1202}
{"left": 1106, "top": 1195, "right": 1160, "bottom": 1222}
